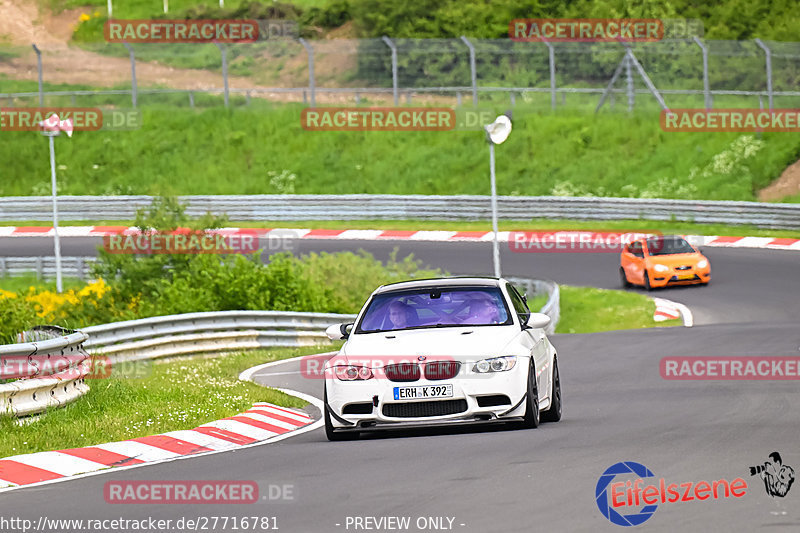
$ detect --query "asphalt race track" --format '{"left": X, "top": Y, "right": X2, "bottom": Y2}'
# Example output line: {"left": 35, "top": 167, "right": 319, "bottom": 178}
{"left": 1, "top": 235, "right": 799, "bottom": 532}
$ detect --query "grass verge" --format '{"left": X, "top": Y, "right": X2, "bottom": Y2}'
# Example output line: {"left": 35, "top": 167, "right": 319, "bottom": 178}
{"left": 0, "top": 103, "right": 797, "bottom": 202}
{"left": 557, "top": 285, "right": 679, "bottom": 333}
{"left": 0, "top": 345, "right": 321, "bottom": 459}
{"left": 0, "top": 275, "right": 86, "bottom": 294}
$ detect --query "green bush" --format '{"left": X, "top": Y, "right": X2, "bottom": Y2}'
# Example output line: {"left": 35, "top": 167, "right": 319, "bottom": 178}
{"left": 0, "top": 297, "right": 44, "bottom": 345}
{"left": 74, "top": 197, "right": 445, "bottom": 323}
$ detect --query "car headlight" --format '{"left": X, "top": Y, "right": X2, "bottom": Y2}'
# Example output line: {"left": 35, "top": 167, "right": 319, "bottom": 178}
{"left": 333, "top": 365, "right": 373, "bottom": 381}
{"left": 653, "top": 264, "right": 669, "bottom": 273}
{"left": 697, "top": 259, "right": 708, "bottom": 269}
{"left": 473, "top": 356, "right": 517, "bottom": 373}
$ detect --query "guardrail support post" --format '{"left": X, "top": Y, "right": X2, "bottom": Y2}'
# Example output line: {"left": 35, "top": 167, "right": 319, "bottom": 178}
{"left": 460, "top": 36, "right": 478, "bottom": 106}
{"left": 123, "top": 42, "right": 137, "bottom": 108}
{"left": 299, "top": 38, "right": 316, "bottom": 107}
{"left": 382, "top": 36, "right": 398, "bottom": 106}
{"left": 32, "top": 44, "right": 44, "bottom": 106}
{"left": 214, "top": 42, "right": 229, "bottom": 108}
{"left": 693, "top": 36, "right": 712, "bottom": 109}
{"left": 754, "top": 39, "right": 773, "bottom": 110}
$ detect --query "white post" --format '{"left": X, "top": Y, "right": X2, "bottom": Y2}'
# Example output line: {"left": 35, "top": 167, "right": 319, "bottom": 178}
{"left": 220, "top": 0, "right": 224, "bottom": 6}
{"left": 163, "top": 0, "right": 168, "bottom": 14}
{"left": 489, "top": 142, "right": 501, "bottom": 279}
{"left": 107, "top": 0, "right": 112, "bottom": 18}
{"left": 48, "top": 134, "right": 63, "bottom": 293}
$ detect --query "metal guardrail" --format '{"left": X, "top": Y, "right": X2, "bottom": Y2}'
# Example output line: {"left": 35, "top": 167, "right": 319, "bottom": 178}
{"left": 1, "top": 195, "right": 798, "bottom": 228}
{"left": 0, "top": 257, "right": 96, "bottom": 280}
{"left": 0, "top": 327, "right": 91, "bottom": 417}
{"left": 81, "top": 310, "right": 359, "bottom": 362}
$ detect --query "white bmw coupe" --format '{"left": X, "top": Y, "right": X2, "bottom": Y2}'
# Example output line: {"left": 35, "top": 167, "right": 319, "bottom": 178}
{"left": 322, "top": 277, "right": 561, "bottom": 440}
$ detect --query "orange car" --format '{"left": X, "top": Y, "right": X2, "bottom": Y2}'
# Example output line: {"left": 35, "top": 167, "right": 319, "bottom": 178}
{"left": 620, "top": 235, "right": 711, "bottom": 290}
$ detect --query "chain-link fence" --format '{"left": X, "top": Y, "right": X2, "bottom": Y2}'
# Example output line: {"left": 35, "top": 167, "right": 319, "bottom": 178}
{"left": 1, "top": 38, "right": 798, "bottom": 110}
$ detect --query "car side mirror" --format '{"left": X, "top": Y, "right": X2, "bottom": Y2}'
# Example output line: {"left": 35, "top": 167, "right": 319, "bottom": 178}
{"left": 325, "top": 323, "right": 353, "bottom": 340}
{"left": 525, "top": 313, "right": 551, "bottom": 330}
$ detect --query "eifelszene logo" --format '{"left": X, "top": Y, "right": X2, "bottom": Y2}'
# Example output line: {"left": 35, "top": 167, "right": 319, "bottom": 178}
{"left": 595, "top": 461, "right": 748, "bottom": 526}
{"left": 749, "top": 452, "right": 795, "bottom": 498}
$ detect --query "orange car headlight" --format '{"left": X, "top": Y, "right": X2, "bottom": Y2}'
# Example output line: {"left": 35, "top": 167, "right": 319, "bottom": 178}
{"left": 697, "top": 259, "right": 709, "bottom": 269}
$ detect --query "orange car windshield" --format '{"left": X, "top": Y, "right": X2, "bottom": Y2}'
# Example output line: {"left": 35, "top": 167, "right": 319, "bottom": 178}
{"left": 647, "top": 237, "right": 695, "bottom": 256}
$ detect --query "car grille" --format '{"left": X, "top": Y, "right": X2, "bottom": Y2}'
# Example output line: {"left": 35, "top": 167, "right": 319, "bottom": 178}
{"left": 382, "top": 399, "right": 468, "bottom": 418}
{"left": 424, "top": 361, "right": 461, "bottom": 380}
{"left": 384, "top": 363, "right": 421, "bottom": 382}
{"left": 675, "top": 266, "right": 692, "bottom": 271}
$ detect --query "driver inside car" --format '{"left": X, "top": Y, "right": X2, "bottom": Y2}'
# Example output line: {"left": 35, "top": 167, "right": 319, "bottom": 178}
{"left": 388, "top": 301, "right": 417, "bottom": 329}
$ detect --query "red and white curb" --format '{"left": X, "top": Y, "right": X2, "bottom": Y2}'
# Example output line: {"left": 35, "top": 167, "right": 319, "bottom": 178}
{"left": 2, "top": 226, "right": 799, "bottom": 250}
{"left": 653, "top": 298, "right": 693, "bottom": 327}
{"left": 0, "top": 396, "right": 320, "bottom": 492}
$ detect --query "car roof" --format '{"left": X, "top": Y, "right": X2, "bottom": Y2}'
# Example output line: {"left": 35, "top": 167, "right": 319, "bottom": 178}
{"left": 374, "top": 277, "right": 504, "bottom": 294}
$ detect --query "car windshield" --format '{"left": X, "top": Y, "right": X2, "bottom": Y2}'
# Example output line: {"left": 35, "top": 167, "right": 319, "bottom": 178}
{"left": 356, "top": 286, "right": 512, "bottom": 333}
{"left": 647, "top": 236, "right": 695, "bottom": 256}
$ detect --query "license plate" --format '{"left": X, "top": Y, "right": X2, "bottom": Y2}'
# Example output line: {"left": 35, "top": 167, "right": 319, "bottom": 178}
{"left": 677, "top": 273, "right": 694, "bottom": 280}
{"left": 393, "top": 384, "right": 453, "bottom": 400}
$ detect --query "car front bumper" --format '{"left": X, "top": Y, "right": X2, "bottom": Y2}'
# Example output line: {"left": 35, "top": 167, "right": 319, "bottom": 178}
{"left": 325, "top": 363, "right": 529, "bottom": 431}
{"left": 650, "top": 267, "right": 711, "bottom": 287}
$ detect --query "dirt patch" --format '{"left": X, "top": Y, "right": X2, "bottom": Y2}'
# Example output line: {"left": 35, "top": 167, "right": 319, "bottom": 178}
{"left": 758, "top": 158, "right": 800, "bottom": 201}
{"left": 0, "top": 0, "right": 85, "bottom": 47}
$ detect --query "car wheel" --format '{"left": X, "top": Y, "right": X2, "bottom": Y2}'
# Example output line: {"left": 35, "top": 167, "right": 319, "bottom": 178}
{"left": 520, "top": 364, "right": 540, "bottom": 429}
{"left": 620, "top": 267, "right": 631, "bottom": 288}
{"left": 541, "top": 358, "right": 562, "bottom": 423}
{"left": 324, "top": 385, "right": 359, "bottom": 441}
{"left": 644, "top": 271, "right": 652, "bottom": 291}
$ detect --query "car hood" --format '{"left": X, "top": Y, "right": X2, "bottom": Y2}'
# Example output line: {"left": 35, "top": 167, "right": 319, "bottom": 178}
{"left": 338, "top": 326, "right": 521, "bottom": 362}
{"left": 647, "top": 253, "right": 704, "bottom": 266}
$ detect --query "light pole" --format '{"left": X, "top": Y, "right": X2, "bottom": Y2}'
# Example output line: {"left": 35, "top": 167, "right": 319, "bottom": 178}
{"left": 484, "top": 113, "right": 512, "bottom": 279}
{"left": 39, "top": 114, "right": 73, "bottom": 293}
